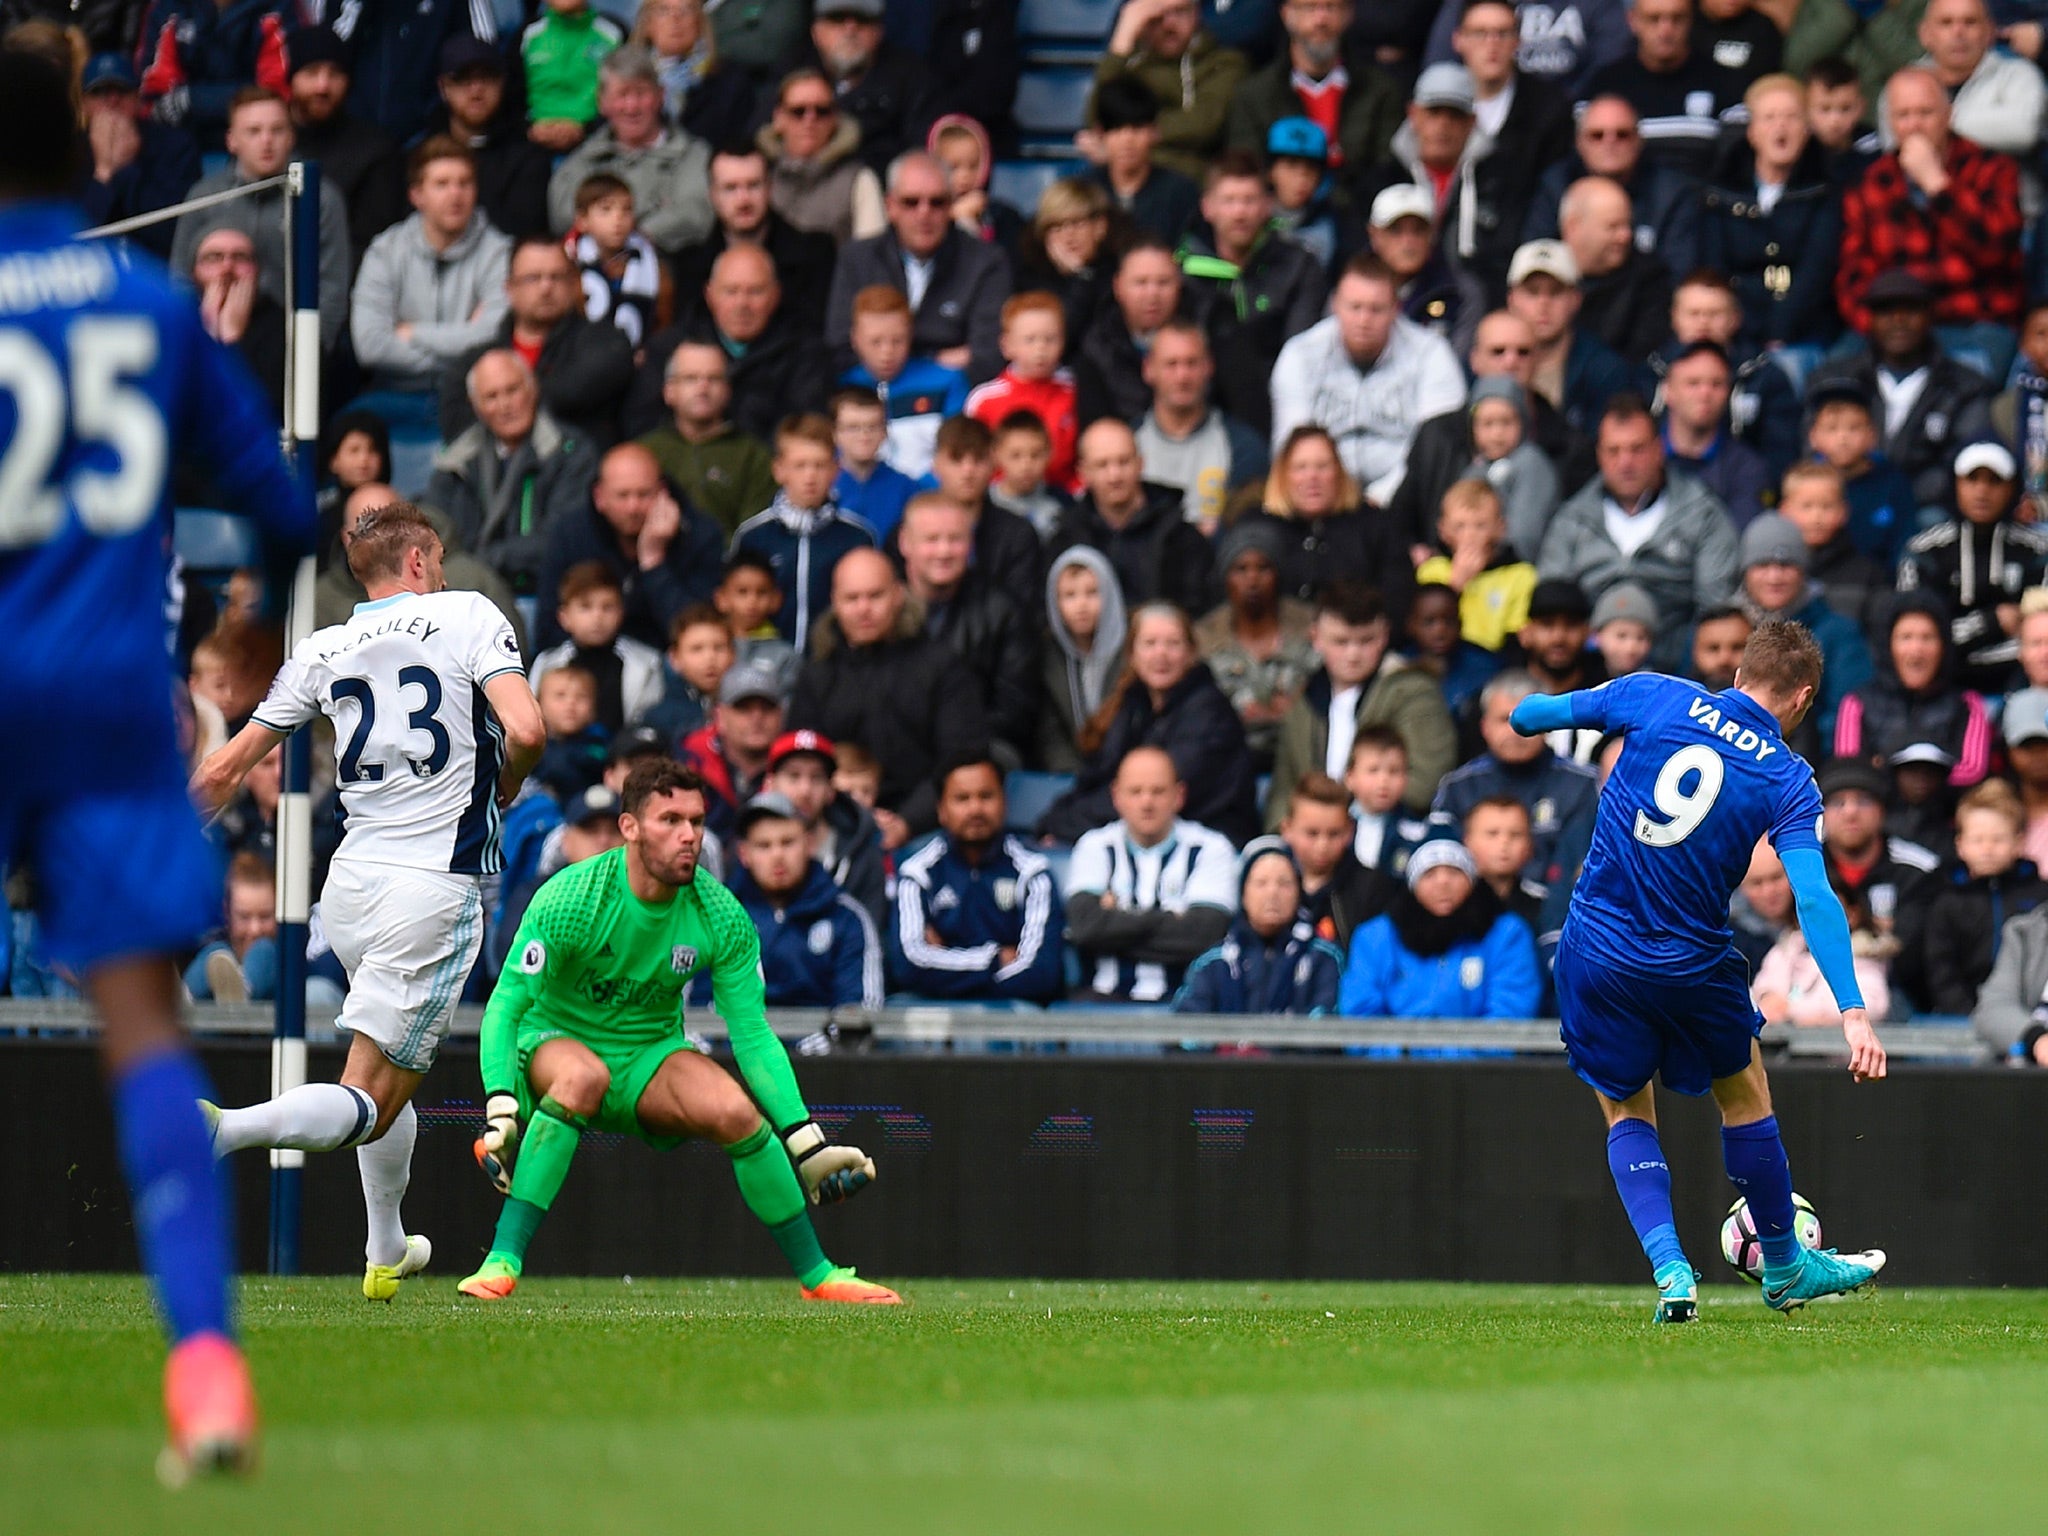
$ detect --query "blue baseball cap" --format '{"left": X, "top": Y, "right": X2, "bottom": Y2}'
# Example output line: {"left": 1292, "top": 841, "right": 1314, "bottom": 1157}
{"left": 1266, "top": 116, "right": 1329, "bottom": 165}
{"left": 81, "top": 53, "right": 138, "bottom": 93}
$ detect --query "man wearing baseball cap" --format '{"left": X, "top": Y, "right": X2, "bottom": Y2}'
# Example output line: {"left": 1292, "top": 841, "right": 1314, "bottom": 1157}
{"left": 1899, "top": 440, "right": 2048, "bottom": 692}
{"left": 1364, "top": 182, "right": 1485, "bottom": 360}
{"left": 763, "top": 729, "right": 888, "bottom": 929}
{"left": 1264, "top": 116, "right": 1355, "bottom": 277}
{"left": 679, "top": 657, "right": 787, "bottom": 841}
{"left": 78, "top": 52, "right": 200, "bottom": 262}
{"left": 1504, "top": 238, "right": 1635, "bottom": 435}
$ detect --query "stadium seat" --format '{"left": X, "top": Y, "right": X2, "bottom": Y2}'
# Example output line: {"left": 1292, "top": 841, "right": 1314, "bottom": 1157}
{"left": 1005, "top": 771, "right": 1075, "bottom": 833}
{"left": 1019, "top": 0, "right": 1120, "bottom": 42}
{"left": 1013, "top": 68, "right": 1094, "bottom": 143}
{"left": 174, "top": 508, "right": 260, "bottom": 576}
{"left": 991, "top": 160, "right": 1074, "bottom": 219}
{"left": 386, "top": 423, "right": 441, "bottom": 498}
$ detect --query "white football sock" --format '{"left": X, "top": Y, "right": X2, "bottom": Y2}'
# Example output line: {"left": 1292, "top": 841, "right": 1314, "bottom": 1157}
{"left": 214, "top": 1083, "right": 376, "bottom": 1154}
{"left": 358, "top": 1100, "right": 416, "bottom": 1269}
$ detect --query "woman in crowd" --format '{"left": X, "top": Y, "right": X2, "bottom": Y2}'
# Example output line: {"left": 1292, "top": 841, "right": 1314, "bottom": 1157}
{"left": 1752, "top": 895, "right": 1892, "bottom": 1026}
{"left": 1014, "top": 177, "right": 1117, "bottom": 356}
{"left": 1338, "top": 838, "right": 1542, "bottom": 1019}
{"left": 1232, "top": 425, "right": 1415, "bottom": 623}
{"left": 1039, "top": 602, "right": 1259, "bottom": 844}
{"left": 633, "top": 0, "right": 752, "bottom": 148}
{"left": 758, "top": 66, "right": 885, "bottom": 245}
{"left": 1833, "top": 592, "right": 1993, "bottom": 789}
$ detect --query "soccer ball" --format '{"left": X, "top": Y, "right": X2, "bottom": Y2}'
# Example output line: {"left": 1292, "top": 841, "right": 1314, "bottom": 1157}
{"left": 1720, "top": 1194, "right": 1822, "bottom": 1283}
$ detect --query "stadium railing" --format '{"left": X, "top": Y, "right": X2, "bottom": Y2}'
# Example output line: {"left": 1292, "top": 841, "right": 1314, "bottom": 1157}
{"left": 0, "top": 1001, "right": 1993, "bottom": 1064}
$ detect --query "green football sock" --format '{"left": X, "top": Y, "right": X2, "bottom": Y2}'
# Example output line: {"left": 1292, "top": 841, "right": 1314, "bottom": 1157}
{"left": 725, "top": 1124, "right": 833, "bottom": 1288}
{"left": 489, "top": 1098, "right": 585, "bottom": 1266}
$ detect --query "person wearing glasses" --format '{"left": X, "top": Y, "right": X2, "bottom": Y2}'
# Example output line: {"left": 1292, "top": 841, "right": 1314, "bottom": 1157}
{"left": 759, "top": 65, "right": 884, "bottom": 245}
{"left": 773, "top": 0, "right": 933, "bottom": 172}
{"left": 1445, "top": 0, "right": 1574, "bottom": 208}
{"left": 1422, "top": 0, "right": 1634, "bottom": 100}
{"left": 1522, "top": 95, "right": 1703, "bottom": 284}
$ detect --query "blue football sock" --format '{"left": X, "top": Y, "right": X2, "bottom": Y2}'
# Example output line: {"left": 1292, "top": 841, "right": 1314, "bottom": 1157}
{"left": 113, "top": 1050, "right": 234, "bottom": 1344}
{"left": 1723, "top": 1116, "right": 1801, "bottom": 1269}
{"left": 1606, "top": 1118, "right": 1687, "bottom": 1274}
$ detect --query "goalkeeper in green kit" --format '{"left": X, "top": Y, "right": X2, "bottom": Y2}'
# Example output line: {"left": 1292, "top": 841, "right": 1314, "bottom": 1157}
{"left": 457, "top": 758, "right": 900, "bottom": 1304}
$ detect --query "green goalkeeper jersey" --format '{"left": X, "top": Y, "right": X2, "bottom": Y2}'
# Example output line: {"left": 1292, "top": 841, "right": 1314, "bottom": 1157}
{"left": 480, "top": 847, "right": 809, "bottom": 1131}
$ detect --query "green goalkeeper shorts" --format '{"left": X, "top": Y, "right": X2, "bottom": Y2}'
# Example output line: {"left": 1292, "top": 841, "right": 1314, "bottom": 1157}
{"left": 513, "top": 1027, "right": 699, "bottom": 1149}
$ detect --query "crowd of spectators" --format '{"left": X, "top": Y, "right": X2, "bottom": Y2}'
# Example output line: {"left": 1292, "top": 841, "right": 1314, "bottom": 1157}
{"left": 19, "top": 0, "right": 2048, "bottom": 1064}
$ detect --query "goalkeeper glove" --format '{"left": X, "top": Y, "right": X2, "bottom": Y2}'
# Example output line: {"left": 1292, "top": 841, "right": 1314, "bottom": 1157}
{"left": 473, "top": 1093, "right": 521, "bottom": 1196}
{"left": 782, "top": 1121, "right": 875, "bottom": 1205}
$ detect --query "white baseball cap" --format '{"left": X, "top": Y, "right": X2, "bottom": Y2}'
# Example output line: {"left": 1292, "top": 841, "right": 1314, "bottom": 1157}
{"left": 1507, "top": 239, "right": 1580, "bottom": 288}
{"left": 1370, "top": 183, "right": 1436, "bottom": 230}
{"left": 1954, "top": 441, "right": 2017, "bottom": 480}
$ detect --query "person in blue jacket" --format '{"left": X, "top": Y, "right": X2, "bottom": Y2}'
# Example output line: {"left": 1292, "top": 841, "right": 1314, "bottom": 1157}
{"left": 1339, "top": 836, "right": 1542, "bottom": 1018}
{"left": 1174, "top": 838, "right": 1343, "bottom": 1015}
{"left": 696, "top": 791, "right": 882, "bottom": 1011}
{"left": 890, "top": 753, "right": 1064, "bottom": 1003}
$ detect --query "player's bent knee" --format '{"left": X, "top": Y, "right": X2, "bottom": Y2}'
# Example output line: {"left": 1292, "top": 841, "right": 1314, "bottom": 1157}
{"left": 552, "top": 1062, "right": 610, "bottom": 1119}
{"left": 707, "top": 1096, "right": 764, "bottom": 1148}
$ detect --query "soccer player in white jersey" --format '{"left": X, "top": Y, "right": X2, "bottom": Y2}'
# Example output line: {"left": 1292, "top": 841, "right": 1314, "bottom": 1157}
{"left": 194, "top": 503, "right": 545, "bottom": 1298}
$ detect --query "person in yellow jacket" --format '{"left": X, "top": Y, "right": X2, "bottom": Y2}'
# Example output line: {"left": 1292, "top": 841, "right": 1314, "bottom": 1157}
{"left": 1414, "top": 478, "right": 1538, "bottom": 652}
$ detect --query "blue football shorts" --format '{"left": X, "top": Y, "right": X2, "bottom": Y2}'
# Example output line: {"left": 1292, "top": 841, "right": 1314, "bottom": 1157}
{"left": 0, "top": 746, "right": 221, "bottom": 972}
{"left": 1553, "top": 941, "right": 1763, "bottom": 1100}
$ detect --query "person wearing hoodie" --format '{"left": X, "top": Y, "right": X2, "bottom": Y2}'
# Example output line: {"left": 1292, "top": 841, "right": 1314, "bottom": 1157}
{"left": 1736, "top": 512, "right": 1872, "bottom": 743}
{"left": 1697, "top": 73, "right": 1844, "bottom": 354}
{"left": 1898, "top": 441, "right": 2048, "bottom": 695}
{"left": 1174, "top": 151, "right": 1328, "bottom": 437}
{"left": 1354, "top": 64, "right": 1525, "bottom": 305}
{"left": 1041, "top": 547, "right": 1131, "bottom": 775}
{"left": 1174, "top": 837, "right": 1343, "bottom": 1014}
{"left": 1419, "top": 377, "right": 1559, "bottom": 562}
{"left": 1049, "top": 421, "right": 1216, "bottom": 619}
{"left": 757, "top": 67, "right": 886, "bottom": 245}
{"left": 1833, "top": 592, "right": 1994, "bottom": 788}
{"left": 350, "top": 137, "right": 512, "bottom": 398}
{"left": 891, "top": 754, "right": 1065, "bottom": 1003}
{"left": 1086, "top": 0, "right": 1248, "bottom": 181}
{"left": 763, "top": 728, "right": 888, "bottom": 931}
{"left": 694, "top": 792, "right": 882, "bottom": 1010}
{"left": 1339, "top": 835, "right": 1543, "bottom": 1018}
{"left": 1040, "top": 603, "right": 1260, "bottom": 845}
{"left": 929, "top": 113, "right": 1022, "bottom": 256}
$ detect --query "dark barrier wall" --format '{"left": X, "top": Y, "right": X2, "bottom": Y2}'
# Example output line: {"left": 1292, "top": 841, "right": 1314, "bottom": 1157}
{"left": 7, "top": 1042, "right": 2045, "bottom": 1285}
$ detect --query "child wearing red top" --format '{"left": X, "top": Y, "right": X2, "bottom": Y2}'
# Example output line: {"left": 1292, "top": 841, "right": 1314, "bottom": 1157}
{"left": 965, "top": 292, "right": 1080, "bottom": 492}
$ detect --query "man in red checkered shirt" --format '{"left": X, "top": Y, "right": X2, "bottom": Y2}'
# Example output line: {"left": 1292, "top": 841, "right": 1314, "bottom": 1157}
{"left": 1837, "top": 66, "right": 2024, "bottom": 382}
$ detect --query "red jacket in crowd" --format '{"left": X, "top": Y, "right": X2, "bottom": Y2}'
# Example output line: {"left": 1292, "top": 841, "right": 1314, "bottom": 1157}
{"left": 965, "top": 367, "right": 1081, "bottom": 493}
{"left": 1836, "top": 135, "right": 2025, "bottom": 333}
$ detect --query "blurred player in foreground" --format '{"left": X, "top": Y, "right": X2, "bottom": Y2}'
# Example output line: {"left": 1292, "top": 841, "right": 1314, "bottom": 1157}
{"left": 195, "top": 503, "right": 545, "bottom": 1298}
{"left": 1509, "top": 622, "right": 1888, "bottom": 1322}
{"left": 460, "top": 758, "right": 898, "bottom": 1304}
{"left": 0, "top": 51, "right": 314, "bottom": 1477}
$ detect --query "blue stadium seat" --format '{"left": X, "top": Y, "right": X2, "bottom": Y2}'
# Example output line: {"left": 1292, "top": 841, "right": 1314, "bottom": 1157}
{"left": 1005, "top": 771, "right": 1075, "bottom": 833}
{"left": 174, "top": 508, "right": 259, "bottom": 575}
{"left": 387, "top": 423, "right": 441, "bottom": 498}
{"left": 990, "top": 160, "right": 1074, "bottom": 219}
{"left": 1019, "top": 0, "right": 1120, "bottom": 43}
{"left": 1014, "top": 68, "right": 1094, "bottom": 141}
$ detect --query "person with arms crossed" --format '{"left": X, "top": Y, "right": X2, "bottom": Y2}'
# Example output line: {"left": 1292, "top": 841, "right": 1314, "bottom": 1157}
{"left": 0, "top": 51, "right": 314, "bottom": 1479}
{"left": 460, "top": 758, "right": 897, "bottom": 1304}
{"left": 1508, "top": 620, "right": 1888, "bottom": 1324}
{"left": 194, "top": 504, "right": 547, "bottom": 1304}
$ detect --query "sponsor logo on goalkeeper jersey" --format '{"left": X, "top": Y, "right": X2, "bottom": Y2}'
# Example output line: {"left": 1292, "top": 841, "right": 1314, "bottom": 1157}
{"left": 576, "top": 968, "right": 677, "bottom": 1008}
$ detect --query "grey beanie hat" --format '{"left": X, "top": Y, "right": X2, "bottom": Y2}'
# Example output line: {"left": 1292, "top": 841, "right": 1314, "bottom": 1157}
{"left": 1590, "top": 581, "right": 1660, "bottom": 633}
{"left": 1468, "top": 374, "right": 1530, "bottom": 423}
{"left": 1405, "top": 836, "right": 1478, "bottom": 889}
{"left": 1216, "top": 516, "right": 1289, "bottom": 575}
{"left": 1740, "top": 512, "right": 1810, "bottom": 574}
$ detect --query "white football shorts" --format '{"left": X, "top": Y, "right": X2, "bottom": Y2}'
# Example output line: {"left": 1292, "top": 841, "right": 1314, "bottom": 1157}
{"left": 321, "top": 859, "right": 484, "bottom": 1073}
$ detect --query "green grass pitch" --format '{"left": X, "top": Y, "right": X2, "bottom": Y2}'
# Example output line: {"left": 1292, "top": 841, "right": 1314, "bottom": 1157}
{"left": 7, "top": 1275, "right": 2048, "bottom": 1535}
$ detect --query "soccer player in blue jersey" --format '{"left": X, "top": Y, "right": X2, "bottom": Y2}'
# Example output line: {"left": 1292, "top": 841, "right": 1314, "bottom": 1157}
{"left": 1509, "top": 621, "right": 1889, "bottom": 1322}
{"left": 0, "top": 53, "right": 313, "bottom": 1476}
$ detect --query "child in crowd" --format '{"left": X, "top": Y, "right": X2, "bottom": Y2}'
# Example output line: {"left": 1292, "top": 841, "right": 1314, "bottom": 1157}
{"left": 1265, "top": 117, "right": 1351, "bottom": 278}
{"left": 731, "top": 414, "right": 877, "bottom": 652}
{"left": 1173, "top": 838, "right": 1343, "bottom": 1016}
{"left": 832, "top": 741, "right": 882, "bottom": 811}
{"left": 531, "top": 664, "right": 610, "bottom": 800}
{"left": 1281, "top": 770, "right": 1398, "bottom": 949}
{"left": 1918, "top": 780, "right": 2048, "bottom": 1016}
{"left": 1039, "top": 546, "right": 1128, "bottom": 773}
{"left": 929, "top": 114, "right": 1021, "bottom": 250}
{"left": 1690, "top": 605, "right": 1753, "bottom": 691}
{"left": 989, "top": 410, "right": 1070, "bottom": 538}
{"left": 1806, "top": 380, "right": 1916, "bottom": 565}
{"left": 1088, "top": 74, "right": 1200, "bottom": 242}
{"left": 696, "top": 793, "right": 879, "bottom": 1009}
{"left": 1591, "top": 583, "right": 1657, "bottom": 679}
{"left": 522, "top": 0, "right": 624, "bottom": 152}
{"left": 828, "top": 387, "right": 923, "bottom": 542}
{"left": 1339, "top": 837, "right": 1543, "bottom": 1019}
{"left": 1414, "top": 479, "right": 1537, "bottom": 653}
{"left": 714, "top": 550, "right": 799, "bottom": 693}
{"left": 184, "top": 853, "right": 279, "bottom": 1003}
{"left": 842, "top": 285, "right": 966, "bottom": 479}
{"left": 964, "top": 292, "right": 1079, "bottom": 491}
{"left": 529, "top": 561, "right": 665, "bottom": 731}
{"left": 1803, "top": 56, "right": 1876, "bottom": 187}
{"left": 640, "top": 602, "right": 734, "bottom": 744}
{"left": 1461, "top": 378, "right": 1559, "bottom": 561}
{"left": 318, "top": 409, "right": 391, "bottom": 532}
{"left": 1777, "top": 460, "right": 1884, "bottom": 629}
{"left": 1403, "top": 581, "right": 1501, "bottom": 715}
{"left": 1463, "top": 794, "right": 1542, "bottom": 931}
{"left": 1345, "top": 727, "right": 1430, "bottom": 878}
{"left": 571, "top": 172, "right": 670, "bottom": 354}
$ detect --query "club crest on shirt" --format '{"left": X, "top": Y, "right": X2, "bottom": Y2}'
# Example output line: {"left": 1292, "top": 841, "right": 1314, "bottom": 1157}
{"left": 807, "top": 920, "right": 834, "bottom": 955}
{"left": 992, "top": 878, "right": 1018, "bottom": 910}
{"left": 1461, "top": 956, "right": 1486, "bottom": 989}
{"left": 672, "top": 945, "right": 697, "bottom": 974}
